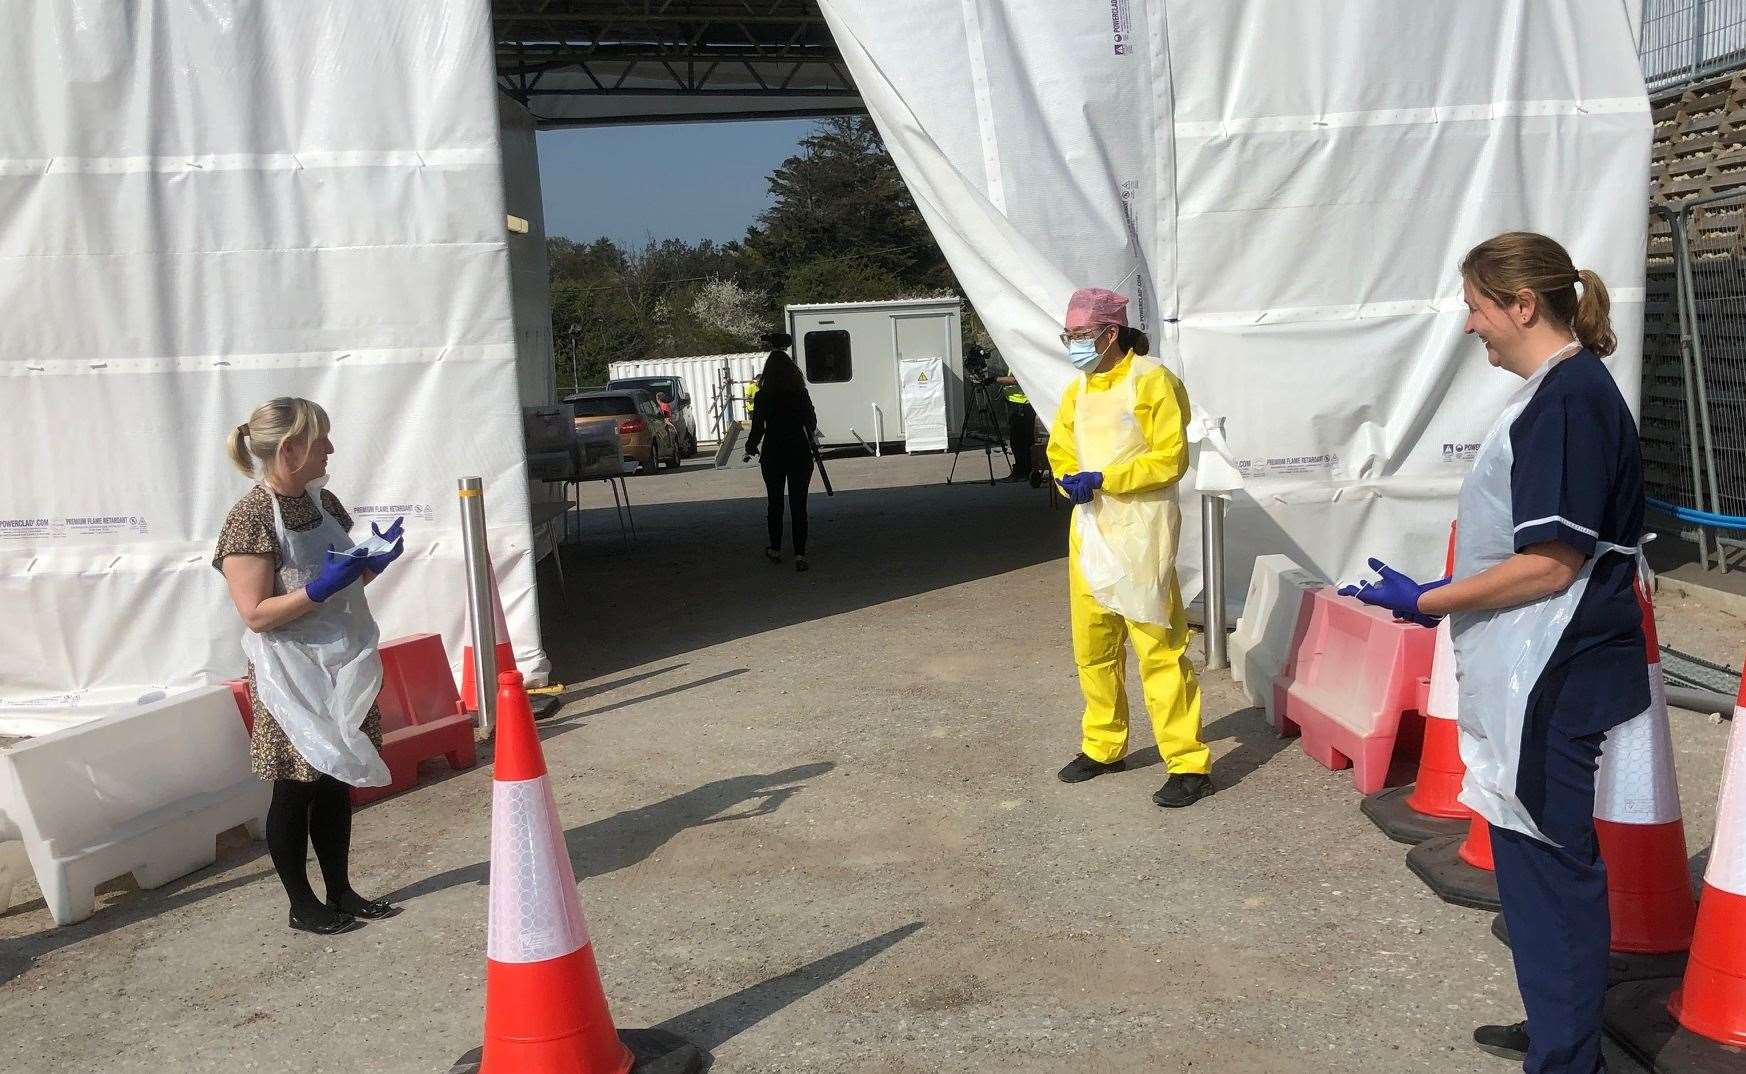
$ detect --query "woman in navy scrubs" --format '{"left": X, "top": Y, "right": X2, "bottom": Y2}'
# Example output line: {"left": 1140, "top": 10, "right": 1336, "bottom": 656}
{"left": 1346, "top": 232, "right": 1647, "bottom": 1073}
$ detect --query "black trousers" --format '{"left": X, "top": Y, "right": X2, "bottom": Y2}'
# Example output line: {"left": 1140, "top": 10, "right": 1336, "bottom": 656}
{"left": 761, "top": 444, "right": 814, "bottom": 555}
{"left": 1007, "top": 402, "right": 1036, "bottom": 475}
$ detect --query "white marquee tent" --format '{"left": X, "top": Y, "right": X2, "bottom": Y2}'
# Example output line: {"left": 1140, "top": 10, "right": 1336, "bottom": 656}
{"left": 0, "top": 1, "right": 1652, "bottom": 734}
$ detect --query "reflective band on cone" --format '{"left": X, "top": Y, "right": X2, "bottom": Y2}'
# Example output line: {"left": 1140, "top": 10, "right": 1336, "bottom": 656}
{"left": 1407, "top": 617, "right": 1469, "bottom": 820}
{"left": 1668, "top": 668, "right": 1746, "bottom": 1047}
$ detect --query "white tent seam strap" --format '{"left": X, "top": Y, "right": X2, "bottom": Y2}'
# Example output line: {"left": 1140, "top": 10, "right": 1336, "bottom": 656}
{"left": 0, "top": 149, "right": 499, "bottom": 176}
{"left": 1173, "top": 96, "right": 1649, "bottom": 138}
{"left": 1, "top": 241, "right": 507, "bottom": 262}
{"left": 1181, "top": 290, "right": 1645, "bottom": 327}
{"left": 8, "top": 342, "right": 519, "bottom": 376}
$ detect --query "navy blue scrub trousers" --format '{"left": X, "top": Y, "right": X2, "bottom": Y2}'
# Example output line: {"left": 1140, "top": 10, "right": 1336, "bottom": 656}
{"left": 1489, "top": 721, "right": 1611, "bottom": 1074}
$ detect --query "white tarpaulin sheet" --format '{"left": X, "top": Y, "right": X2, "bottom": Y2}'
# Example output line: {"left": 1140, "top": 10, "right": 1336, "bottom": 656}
{"left": 0, "top": 2, "right": 543, "bottom": 734}
{"left": 898, "top": 357, "right": 950, "bottom": 452}
{"left": 818, "top": 0, "right": 1651, "bottom": 603}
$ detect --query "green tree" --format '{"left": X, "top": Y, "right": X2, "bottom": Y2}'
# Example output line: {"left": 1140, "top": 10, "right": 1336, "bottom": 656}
{"left": 742, "top": 116, "right": 953, "bottom": 305}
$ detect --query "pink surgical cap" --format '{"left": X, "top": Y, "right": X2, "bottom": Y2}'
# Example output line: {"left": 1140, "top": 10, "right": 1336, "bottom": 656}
{"left": 1064, "top": 288, "right": 1129, "bottom": 330}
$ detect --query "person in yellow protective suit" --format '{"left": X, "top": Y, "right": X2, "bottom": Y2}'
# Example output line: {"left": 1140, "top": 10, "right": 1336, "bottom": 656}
{"left": 1047, "top": 287, "right": 1213, "bottom": 808}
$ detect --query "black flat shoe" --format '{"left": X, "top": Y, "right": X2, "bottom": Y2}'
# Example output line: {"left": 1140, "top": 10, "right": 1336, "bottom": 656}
{"left": 1057, "top": 753, "right": 1125, "bottom": 783}
{"left": 289, "top": 906, "right": 362, "bottom": 935}
{"left": 1153, "top": 773, "right": 1215, "bottom": 808}
{"left": 1472, "top": 1021, "right": 1529, "bottom": 1062}
{"left": 795, "top": 556, "right": 810, "bottom": 572}
{"left": 764, "top": 548, "right": 782, "bottom": 564}
{"left": 326, "top": 893, "right": 400, "bottom": 920}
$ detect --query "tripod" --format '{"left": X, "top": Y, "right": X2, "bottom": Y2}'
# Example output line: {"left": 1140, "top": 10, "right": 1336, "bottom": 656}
{"left": 947, "top": 377, "right": 1012, "bottom": 485}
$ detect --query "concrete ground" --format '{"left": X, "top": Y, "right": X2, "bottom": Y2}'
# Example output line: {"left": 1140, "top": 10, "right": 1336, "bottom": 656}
{"left": 2, "top": 452, "right": 1740, "bottom": 1073}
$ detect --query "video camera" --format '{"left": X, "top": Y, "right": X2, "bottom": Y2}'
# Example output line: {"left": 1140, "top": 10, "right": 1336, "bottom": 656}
{"left": 964, "top": 344, "right": 995, "bottom": 385}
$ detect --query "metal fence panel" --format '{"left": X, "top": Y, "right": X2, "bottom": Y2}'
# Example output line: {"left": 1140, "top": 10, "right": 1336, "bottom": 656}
{"left": 1643, "top": 0, "right": 1746, "bottom": 93}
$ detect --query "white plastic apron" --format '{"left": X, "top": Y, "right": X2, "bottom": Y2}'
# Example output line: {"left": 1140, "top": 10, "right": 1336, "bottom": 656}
{"left": 1072, "top": 355, "right": 1180, "bottom": 626}
{"left": 239, "top": 485, "right": 390, "bottom": 787}
{"left": 1450, "top": 349, "right": 1634, "bottom": 843}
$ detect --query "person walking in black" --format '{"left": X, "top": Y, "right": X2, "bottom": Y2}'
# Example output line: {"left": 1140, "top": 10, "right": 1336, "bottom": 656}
{"left": 744, "top": 335, "right": 818, "bottom": 572}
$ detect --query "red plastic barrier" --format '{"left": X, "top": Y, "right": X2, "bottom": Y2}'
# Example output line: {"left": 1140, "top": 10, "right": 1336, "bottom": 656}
{"left": 352, "top": 634, "right": 478, "bottom": 807}
{"left": 1277, "top": 590, "right": 1436, "bottom": 794}
{"left": 225, "top": 678, "right": 254, "bottom": 734}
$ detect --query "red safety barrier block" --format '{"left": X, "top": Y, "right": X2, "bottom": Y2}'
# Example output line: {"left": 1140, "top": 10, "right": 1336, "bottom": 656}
{"left": 352, "top": 634, "right": 478, "bottom": 807}
{"left": 1277, "top": 590, "right": 1436, "bottom": 795}
{"left": 225, "top": 679, "right": 254, "bottom": 734}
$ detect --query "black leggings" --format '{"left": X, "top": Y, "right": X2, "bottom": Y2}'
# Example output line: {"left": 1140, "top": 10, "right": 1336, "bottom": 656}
{"left": 266, "top": 775, "right": 356, "bottom": 913}
{"left": 761, "top": 446, "right": 814, "bottom": 556}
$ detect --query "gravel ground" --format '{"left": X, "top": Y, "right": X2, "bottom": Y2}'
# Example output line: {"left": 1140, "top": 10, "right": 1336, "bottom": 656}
{"left": 1, "top": 453, "right": 1737, "bottom": 1073}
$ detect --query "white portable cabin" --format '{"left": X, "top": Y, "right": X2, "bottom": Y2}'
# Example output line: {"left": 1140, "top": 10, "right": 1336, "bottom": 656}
{"left": 786, "top": 298, "right": 965, "bottom": 448}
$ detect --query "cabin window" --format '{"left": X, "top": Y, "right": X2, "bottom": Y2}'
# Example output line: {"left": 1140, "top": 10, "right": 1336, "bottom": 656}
{"left": 804, "top": 330, "right": 852, "bottom": 383}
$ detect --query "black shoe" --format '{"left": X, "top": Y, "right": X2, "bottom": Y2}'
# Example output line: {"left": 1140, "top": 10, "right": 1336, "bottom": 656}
{"left": 288, "top": 905, "right": 363, "bottom": 935}
{"left": 795, "top": 556, "right": 810, "bottom": 573}
{"left": 1057, "top": 753, "right": 1125, "bottom": 783}
{"left": 1472, "top": 1021, "right": 1528, "bottom": 1062}
{"left": 326, "top": 892, "right": 401, "bottom": 920}
{"left": 1003, "top": 470, "right": 1029, "bottom": 483}
{"left": 1152, "top": 773, "right": 1214, "bottom": 808}
{"left": 764, "top": 548, "right": 782, "bottom": 564}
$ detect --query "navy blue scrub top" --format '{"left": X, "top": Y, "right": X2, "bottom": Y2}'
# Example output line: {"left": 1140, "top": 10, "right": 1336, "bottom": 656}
{"left": 1510, "top": 349, "right": 1649, "bottom": 737}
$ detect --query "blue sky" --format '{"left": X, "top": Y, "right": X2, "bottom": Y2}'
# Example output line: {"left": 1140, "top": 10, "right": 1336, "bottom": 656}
{"left": 537, "top": 119, "right": 816, "bottom": 248}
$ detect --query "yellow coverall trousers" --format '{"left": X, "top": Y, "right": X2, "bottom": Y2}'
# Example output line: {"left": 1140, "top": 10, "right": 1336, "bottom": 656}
{"left": 1068, "top": 534, "right": 1210, "bottom": 772}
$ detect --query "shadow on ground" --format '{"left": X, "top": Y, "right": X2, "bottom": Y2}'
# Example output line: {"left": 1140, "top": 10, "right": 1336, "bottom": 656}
{"left": 542, "top": 472, "right": 1065, "bottom": 681}
{"left": 388, "top": 762, "right": 834, "bottom": 903}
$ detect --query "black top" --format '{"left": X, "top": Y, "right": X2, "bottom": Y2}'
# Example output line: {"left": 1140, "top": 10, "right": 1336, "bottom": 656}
{"left": 747, "top": 385, "right": 818, "bottom": 455}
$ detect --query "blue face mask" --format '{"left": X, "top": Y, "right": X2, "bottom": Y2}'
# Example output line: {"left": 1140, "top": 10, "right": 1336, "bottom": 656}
{"left": 1067, "top": 337, "right": 1104, "bottom": 371}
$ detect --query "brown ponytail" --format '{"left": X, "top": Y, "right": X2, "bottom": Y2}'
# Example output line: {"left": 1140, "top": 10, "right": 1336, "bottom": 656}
{"left": 1573, "top": 268, "right": 1616, "bottom": 357}
{"left": 1460, "top": 231, "right": 1616, "bottom": 356}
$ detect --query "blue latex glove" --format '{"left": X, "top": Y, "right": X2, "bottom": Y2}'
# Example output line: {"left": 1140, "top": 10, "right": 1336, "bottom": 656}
{"left": 364, "top": 517, "right": 405, "bottom": 575}
{"left": 1338, "top": 558, "right": 1450, "bottom": 628}
{"left": 305, "top": 546, "right": 369, "bottom": 603}
{"left": 1058, "top": 471, "right": 1104, "bottom": 505}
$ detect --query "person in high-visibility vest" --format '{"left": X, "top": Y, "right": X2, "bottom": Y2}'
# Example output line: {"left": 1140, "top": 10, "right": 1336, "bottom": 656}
{"left": 994, "top": 359, "right": 1036, "bottom": 482}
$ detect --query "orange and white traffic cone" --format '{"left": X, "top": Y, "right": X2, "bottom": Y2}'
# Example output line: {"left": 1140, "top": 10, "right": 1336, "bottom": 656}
{"left": 450, "top": 672, "right": 705, "bottom": 1074}
{"left": 1407, "top": 800, "right": 1503, "bottom": 912}
{"left": 1604, "top": 651, "right": 1746, "bottom": 1069}
{"left": 460, "top": 583, "right": 518, "bottom": 714}
{"left": 1592, "top": 581, "right": 1696, "bottom": 976}
{"left": 1363, "top": 523, "right": 1471, "bottom": 844}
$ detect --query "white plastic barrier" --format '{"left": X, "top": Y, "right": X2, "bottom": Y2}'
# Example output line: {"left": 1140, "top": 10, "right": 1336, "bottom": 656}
{"left": 1230, "top": 555, "right": 1326, "bottom": 723}
{"left": 0, "top": 687, "right": 268, "bottom": 925}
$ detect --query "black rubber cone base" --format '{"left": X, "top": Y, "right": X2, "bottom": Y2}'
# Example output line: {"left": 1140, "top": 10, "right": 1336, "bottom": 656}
{"left": 1604, "top": 977, "right": 1746, "bottom": 1073}
{"left": 1405, "top": 834, "right": 1502, "bottom": 911}
{"left": 1360, "top": 785, "right": 1469, "bottom": 846}
{"left": 1492, "top": 913, "right": 1691, "bottom": 984}
{"left": 449, "top": 1028, "right": 710, "bottom": 1073}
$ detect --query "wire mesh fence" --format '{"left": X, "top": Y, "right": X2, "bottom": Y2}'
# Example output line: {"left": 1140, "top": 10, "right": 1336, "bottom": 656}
{"left": 1657, "top": 192, "right": 1746, "bottom": 570}
{"left": 1685, "top": 194, "right": 1746, "bottom": 562}
{"left": 1642, "top": 0, "right": 1746, "bottom": 94}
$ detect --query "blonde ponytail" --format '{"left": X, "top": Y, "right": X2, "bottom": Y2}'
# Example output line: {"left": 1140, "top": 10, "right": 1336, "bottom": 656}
{"left": 1573, "top": 268, "right": 1616, "bottom": 357}
{"left": 227, "top": 398, "right": 330, "bottom": 481}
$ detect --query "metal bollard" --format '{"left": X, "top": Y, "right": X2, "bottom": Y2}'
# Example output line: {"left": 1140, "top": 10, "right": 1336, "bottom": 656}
{"left": 458, "top": 477, "right": 498, "bottom": 733}
{"left": 1201, "top": 493, "right": 1229, "bottom": 670}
